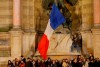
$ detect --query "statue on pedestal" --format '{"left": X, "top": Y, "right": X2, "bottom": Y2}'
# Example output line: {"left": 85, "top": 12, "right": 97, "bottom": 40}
{"left": 40, "top": 0, "right": 82, "bottom": 54}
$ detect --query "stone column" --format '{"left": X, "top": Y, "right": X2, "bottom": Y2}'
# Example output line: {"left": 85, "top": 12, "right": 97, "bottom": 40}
{"left": 81, "top": 0, "right": 93, "bottom": 55}
{"left": 92, "top": 0, "right": 100, "bottom": 58}
{"left": 10, "top": 0, "right": 22, "bottom": 59}
{"left": 13, "top": 0, "right": 21, "bottom": 29}
{"left": 81, "top": 0, "right": 93, "bottom": 30}
{"left": 10, "top": 31, "right": 22, "bottom": 58}
{"left": 93, "top": 0, "right": 100, "bottom": 26}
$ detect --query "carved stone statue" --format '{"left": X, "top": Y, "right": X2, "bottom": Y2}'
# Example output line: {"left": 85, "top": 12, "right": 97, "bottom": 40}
{"left": 40, "top": 0, "right": 82, "bottom": 54}
{"left": 71, "top": 33, "right": 82, "bottom": 53}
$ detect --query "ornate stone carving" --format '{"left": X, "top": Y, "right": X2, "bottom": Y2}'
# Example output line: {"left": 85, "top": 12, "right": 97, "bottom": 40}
{"left": 0, "top": 0, "right": 13, "bottom": 31}
{"left": 41, "top": 0, "right": 82, "bottom": 33}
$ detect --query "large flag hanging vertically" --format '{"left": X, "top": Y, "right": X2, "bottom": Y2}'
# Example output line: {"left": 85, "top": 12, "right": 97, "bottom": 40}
{"left": 38, "top": 4, "right": 66, "bottom": 59}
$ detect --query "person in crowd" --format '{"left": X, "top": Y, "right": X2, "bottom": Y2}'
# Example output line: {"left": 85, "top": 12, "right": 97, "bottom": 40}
{"left": 55, "top": 59, "right": 60, "bottom": 67}
{"left": 37, "top": 59, "right": 42, "bottom": 67}
{"left": 15, "top": 58, "right": 19, "bottom": 67}
{"left": 20, "top": 55, "right": 26, "bottom": 64}
{"left": 94, "top": 58, "right": 100, "bottom": 67}
{"left": 89, "top": 59, "right": 95, "bottom": 67}
{"left": 26, "top": 57, "right": 33, "bottom": 67}
{"left": 8, "top": 54, "right": 100, "bottom": 67}
{"left": 41, "top": 59, "right": 46, "bottom": 67}
{"left": 46, "top": 57, "right": 52, "bottom": 67}
{"left": 19, "top": 60, "right": 25, "bottom": 67}
{"left": 77, "top": 59, "right": 83, "bottom": 67}
{"left": 77, "top": 55, "right": 82, "bottom": 62}
{"left": 51, "top": 60, "right": 57, "bottom": 67}
{"left": 62, "top": 59, "right": 69, "bottom": 67}
{"left": 72, "top": 58, "right": 78, "bottom": 67}
{"left": 34, "top": 56, "right": 38, "bottom": 67}
{"left": 32, "top": 59, "right": 35, "bottom": 67}
{"left": 82, "top": 58, "right": 89, "bottom": 67}
{"left": 7, "top": 60, "right": 14, "bottom": 67}
{"left": 89, "top": 53, "right": 94, "bottom": 61}
{"left": 68, "top": 60, "right": 72, "bottom": 67}
{"left": 58, "top": 60, "right": 62, "bottom": 67}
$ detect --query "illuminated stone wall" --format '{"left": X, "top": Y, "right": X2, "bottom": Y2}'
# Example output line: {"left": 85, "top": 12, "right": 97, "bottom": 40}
{"left": 82, "top": 0, "right": 93, "bottom": 30}
{"left": 0, "top": 0, "right": 13, "bottom": 31}
{"left": 21, "top": 0, "right": 35, "bottom": 32}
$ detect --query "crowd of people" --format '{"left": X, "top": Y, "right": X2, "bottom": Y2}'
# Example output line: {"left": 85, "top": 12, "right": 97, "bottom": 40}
{"left": 7, "top": 54, "right": 100, "bottom": 67}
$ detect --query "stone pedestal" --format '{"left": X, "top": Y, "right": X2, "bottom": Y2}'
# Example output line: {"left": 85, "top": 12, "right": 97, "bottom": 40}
{"left": 92, "top": 27, "right": 100, "bottom": 58}
{"left": 22, "top": 32, "right": 36, "bottom": 57}
{"left": 10, "top": 0, "right": 22, "bottom": 59}
{"left": 81, "top": 31, "right": 93, "bottom": 56}
{"left": 10, "top": 30, "right": 22, "bottom": 59}
{"left": 35, "top": 33, "right": 81, "bottom": 59}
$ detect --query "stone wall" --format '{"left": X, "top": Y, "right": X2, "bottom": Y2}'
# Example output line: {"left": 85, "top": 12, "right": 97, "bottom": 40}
{"left": 0, "top": 0, "right": 98, "bottom": 60}
{"left": 34, "top": 0, "right": 49, "bottom": 32}
{"left": 82, "top": 0, "right": 93, "bottom": 30}
{"left": 22, "top": 32, "right": 36, "bottom": 57}
{"left": 0, "top": 0, "right": 35, "bottom": 32}
{"left": 0, "top": 0, "right": 13, "bottom": 31}
{"left": 21, "top": 0, "right": 35, "bottom": 32}
{"left": 0, "top": 32, "right": 10, "bottom": 57}
{"left": 81, "top": 0, "right": 94, "bottom": 55}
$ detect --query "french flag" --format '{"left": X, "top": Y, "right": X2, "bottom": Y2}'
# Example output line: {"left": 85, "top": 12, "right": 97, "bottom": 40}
{"left": 38, "top": 4, "right": 66, "bottom": 59}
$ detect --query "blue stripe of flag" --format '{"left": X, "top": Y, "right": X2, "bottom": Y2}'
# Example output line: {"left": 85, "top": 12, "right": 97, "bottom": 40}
{"left": 50, "top": 4, "right": 66, "bottom": 30}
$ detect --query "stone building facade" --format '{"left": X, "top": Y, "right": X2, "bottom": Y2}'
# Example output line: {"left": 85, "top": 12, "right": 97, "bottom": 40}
{"left": 0, "top": 0, "right": 100, "bottom": 66}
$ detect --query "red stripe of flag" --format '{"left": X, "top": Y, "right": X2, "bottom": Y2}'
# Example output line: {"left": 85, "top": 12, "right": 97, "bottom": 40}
{"left": 38, "top": 34, "right": 49, "bottom": 59}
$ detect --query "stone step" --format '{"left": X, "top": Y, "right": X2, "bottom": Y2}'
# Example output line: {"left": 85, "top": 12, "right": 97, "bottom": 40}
{"left": 35, "top": 51, "right": 81, "bottom": 60}
{"left": 0, "top": 63, "right": 7, "bottom": 67}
